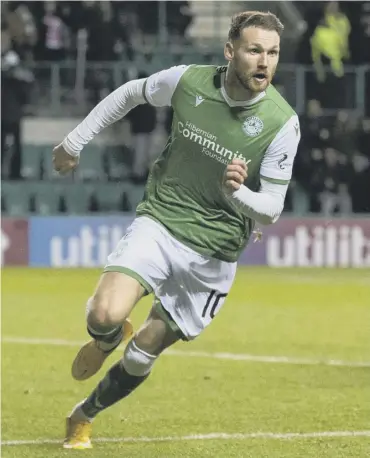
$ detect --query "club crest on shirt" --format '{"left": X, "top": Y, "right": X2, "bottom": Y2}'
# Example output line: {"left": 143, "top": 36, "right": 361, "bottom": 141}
{"left": 242, "top": 116, "right": 264, "bottom": 137}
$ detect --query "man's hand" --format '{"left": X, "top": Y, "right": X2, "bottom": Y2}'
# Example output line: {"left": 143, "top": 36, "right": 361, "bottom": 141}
{"left": 223, "top": 158, "right": 248, "bottom": 194}
{"left": 52, "top": 143, "right": 79, "bottom": 175}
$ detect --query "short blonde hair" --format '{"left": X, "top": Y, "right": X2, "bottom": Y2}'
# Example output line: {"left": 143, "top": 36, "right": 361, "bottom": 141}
{"left": 228, "top": 11, "right": 284, "bottom": 41}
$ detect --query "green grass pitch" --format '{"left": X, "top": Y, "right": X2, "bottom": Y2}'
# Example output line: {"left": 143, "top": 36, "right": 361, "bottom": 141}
{"left": 2, "top": 267, "right": 370, "bottom": 457}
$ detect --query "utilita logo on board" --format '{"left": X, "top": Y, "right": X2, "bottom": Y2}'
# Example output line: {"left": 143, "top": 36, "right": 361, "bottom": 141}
{"left": 266, "top": 225, "right": 370, "bottom": 267}
{"left": 50, "top": 225, "right": 125, "bottom": 267}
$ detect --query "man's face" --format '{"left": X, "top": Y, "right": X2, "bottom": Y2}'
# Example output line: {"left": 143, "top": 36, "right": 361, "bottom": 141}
{"left": 225, "top": 26, "right": 280, "bottom": 94}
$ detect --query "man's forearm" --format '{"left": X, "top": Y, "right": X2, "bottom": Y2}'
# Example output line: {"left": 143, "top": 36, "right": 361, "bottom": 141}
{"left": 62, "top": 79, "right": 146, "bottom": 157}
{"left": 228, "top": 179, "right": 287, "bottom": 225}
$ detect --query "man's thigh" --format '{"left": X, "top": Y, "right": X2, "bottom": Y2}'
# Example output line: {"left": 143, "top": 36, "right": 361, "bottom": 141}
{"left": 90, "top": 271, "right": 146, "bottom": 323}
{"left": 157, "top": 244, "right": 237, "bottom": 341}
{"left": 104, "top": 216, "right": 172, "bottom": 294}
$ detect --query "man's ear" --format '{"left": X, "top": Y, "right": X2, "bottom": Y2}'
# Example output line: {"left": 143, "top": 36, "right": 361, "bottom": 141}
{"left": 224, "top": 41, "right": 234, "bottom": 62}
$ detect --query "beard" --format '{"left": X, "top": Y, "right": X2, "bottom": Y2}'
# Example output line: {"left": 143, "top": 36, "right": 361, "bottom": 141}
{"left": 234, "top": 66, "right": 273, "bottom": 93}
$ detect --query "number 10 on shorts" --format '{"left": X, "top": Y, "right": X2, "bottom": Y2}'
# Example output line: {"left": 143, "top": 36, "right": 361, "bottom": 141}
{"left": 202, "top": 290, "right": 228, "bottom": 320}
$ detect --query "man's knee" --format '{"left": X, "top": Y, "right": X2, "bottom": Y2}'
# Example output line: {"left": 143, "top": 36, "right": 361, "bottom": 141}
{"left": 86, "top": 272, "right": 146, "bottom": 330}
{"left": 122, "top": 339, "right": 157, "bottom": 376}
{"left": 86, "top": 296, "right": 120, "bottom": 330}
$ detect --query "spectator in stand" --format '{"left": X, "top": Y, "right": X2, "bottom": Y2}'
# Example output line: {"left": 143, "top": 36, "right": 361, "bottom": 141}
{"left": 310, "top": 1, "right": 351, "bottom": 81}
{"left": 1, "top": 26, "right": 34, "bottom": 179}
{"left": 350, "top": 118, "right": 370, "bottom": 212}
{"left": 324, "top": 1, "right": 351, "bottom": 62}
{"left": 294, "top": 100, "right": 366, "bottom": 215}
{"left": 331, "top": 110, "right": 358, "bottom": 156}
{"left": 299, "top": 99, "right": 326, "bottom": 148}
{"left": 127, "top": 72, "right": 157, "bottom": 184}
{"left": 135, "top": 1, "right": 193, "bottom": 46}
{"left": 166, "top": 1, "right": 193, "bottom": 43}
{"left": 113, "top": 7, "right": 135, "bottom": 61}
{"left": 1, "top": 1, "right": 37, "bottom": 61}
{"left": 84, "top": 1, "right": 117, "bottom": 61}
{"left": 318, "top": 147, "right": 352, "bottom": 216}
{"left": 41, "top": 1, "right": 69, "bottom": 61}
{"left": 309, "top": 2, "right": 352, "bottom": 108}
{"left": 292, "top": 99, "right": 325, "bottom": 213}
{"left": 358, "top": 117, "right": 370, "bottom": 158}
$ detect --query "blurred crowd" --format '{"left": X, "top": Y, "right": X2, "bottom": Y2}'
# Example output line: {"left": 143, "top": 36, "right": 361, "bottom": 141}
{"left": 1, "top": 1, "right": 369, "bottom": 215}
{"left": 292, "top": 102, "right": 370, "bottom": 214}
{"left": 290, "top": 0, "right": 370, "bottom": 214}
{"left": 296, "top": 1, "right": 370, "bottom": 113}
{"left": 1, "top": 1, "right": 193, "bottom": 62}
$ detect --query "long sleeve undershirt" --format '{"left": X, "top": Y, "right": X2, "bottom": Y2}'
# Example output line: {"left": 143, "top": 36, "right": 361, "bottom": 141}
{"left": 228, "top": 179, "right": 288, "bottom": 225}
{"left": 62, "top": 79, "right": 146, "bottom": 157}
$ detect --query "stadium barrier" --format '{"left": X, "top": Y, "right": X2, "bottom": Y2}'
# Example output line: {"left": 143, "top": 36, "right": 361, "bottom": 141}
{"left": 2, "top": 216, "right": 370, "bottom": 268}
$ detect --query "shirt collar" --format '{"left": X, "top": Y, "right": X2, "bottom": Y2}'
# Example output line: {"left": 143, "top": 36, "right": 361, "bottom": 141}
{"left": 220, "top": 72, "right": 266, "bottom": 107}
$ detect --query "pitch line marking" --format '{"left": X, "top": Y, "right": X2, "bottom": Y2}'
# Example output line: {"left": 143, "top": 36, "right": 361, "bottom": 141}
{"left": 2, "top": 336, "right": 370, "bottom": 367}
{"left": 2, "top": 430, "right": 370, "bottom": 446}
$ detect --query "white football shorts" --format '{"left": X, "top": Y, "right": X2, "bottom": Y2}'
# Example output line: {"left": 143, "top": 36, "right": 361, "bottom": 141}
{"left": 104, "top": 216, "right": 237, "bottom": 340}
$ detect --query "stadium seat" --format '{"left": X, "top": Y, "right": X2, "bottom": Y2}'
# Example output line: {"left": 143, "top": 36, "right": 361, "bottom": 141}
{"left": 62, "top": 183, "right": 95, "bottom": 214}
{"left": 28, "top": 182, "right": 61, "bottom": 215}
{"left": 77, "top": 146, "right": 105, "bottom": 181}
{"left": 103, "top": 146, "right": 131, "bottom": 181}
{"left": 94, "top": 182, "right": 132, "bottom": 212}
{"left": 128, "top": 184, "right": 146, "bottom": 210}
{"left": 21, "top": 145, "right": 43, "bottom": 179}
{"left": 2, "top": 182, "right": 31, "bottom": 215}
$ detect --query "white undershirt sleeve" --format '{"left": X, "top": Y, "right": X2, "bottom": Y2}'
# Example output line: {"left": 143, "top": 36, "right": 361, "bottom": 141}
{"left": 63, "top": 78, "right": 146, "bottom": 156}
{"left": 229, "top": 179, "right": 288, "bottom": 225}
{"left": 62, "top": 65, "right": 189, "bottom": 157}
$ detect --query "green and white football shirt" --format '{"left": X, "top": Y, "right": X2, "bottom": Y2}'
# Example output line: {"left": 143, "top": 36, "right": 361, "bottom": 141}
{"left": 136, "top": 65, "right": 300, "bottom": 262}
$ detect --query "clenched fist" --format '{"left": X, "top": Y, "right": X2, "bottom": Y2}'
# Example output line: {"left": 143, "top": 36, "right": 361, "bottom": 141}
{"left": 52, "top": 143, "right": 79, "bottom": 175}
{"left": 223, "top": 158, "right": 248, "bottom": 194}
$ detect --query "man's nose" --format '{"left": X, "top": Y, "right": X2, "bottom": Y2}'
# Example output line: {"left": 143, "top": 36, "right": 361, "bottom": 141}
{"left": 258, "top": 53, "right": 268, "bottom": 67}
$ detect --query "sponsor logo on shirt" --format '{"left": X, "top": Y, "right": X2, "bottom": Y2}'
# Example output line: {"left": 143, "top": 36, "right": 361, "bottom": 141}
{"left": 195, "top": 95, "right": 205, "bottom": 107}
{"left": 277, "top": 153, "right": 290, "bottom": 171}
{"left": 177, "top": 121, "right": 245, "bottom": 165}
